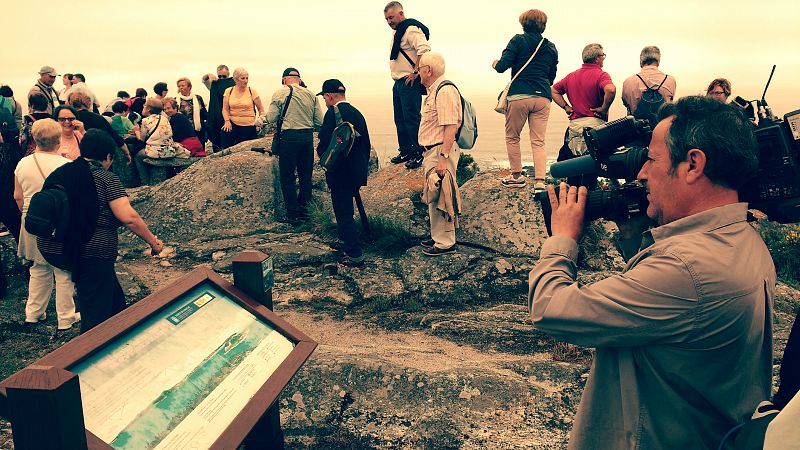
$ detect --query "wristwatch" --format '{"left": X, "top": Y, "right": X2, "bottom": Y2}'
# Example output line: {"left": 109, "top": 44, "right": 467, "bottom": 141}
{"left": 439, "top": 152, "right": 449, "bottom": 159}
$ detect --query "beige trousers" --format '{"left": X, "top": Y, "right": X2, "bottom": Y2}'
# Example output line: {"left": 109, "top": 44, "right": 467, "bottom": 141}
{"left": 422, "top": 145, "right": 460, "bottom": 248}
{"left": 504, "top": 96, "right": 551, "bottom": 179}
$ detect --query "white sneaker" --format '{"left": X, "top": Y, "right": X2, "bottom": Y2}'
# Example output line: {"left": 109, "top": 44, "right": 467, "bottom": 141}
{"left": 533, "top": 181, "right": 547, "bottom": 193}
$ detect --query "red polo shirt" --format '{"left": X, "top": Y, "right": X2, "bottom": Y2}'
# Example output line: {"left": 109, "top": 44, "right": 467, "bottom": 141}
{"left": 552, "top": 64, "right": 613, "bottom": 120}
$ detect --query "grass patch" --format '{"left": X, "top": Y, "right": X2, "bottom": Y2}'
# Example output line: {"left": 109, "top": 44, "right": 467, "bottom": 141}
{"left": 300, "top": 199, "right": 416, "bottom": 257}
{"left": 456, "top": 153, "right": 479, "bottom": 185}
{"left": 757, "top": 220, "right": 800, "bottom": 286}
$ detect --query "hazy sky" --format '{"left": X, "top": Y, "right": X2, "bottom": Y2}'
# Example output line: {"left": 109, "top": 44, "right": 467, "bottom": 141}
{"left": 3, "top": 0, "right": 799, "bottom": 118}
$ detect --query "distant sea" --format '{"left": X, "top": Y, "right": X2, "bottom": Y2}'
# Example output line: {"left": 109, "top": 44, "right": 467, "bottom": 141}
{"left": 356, "top": 95, "right": 570, "bottom": 171}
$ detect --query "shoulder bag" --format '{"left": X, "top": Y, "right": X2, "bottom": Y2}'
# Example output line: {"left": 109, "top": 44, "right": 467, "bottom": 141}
{"left": 495, "top": 37, "right": 545, "bottom": 114}
{"left": 270, "top": 86, "right": 294, "bottom": 156}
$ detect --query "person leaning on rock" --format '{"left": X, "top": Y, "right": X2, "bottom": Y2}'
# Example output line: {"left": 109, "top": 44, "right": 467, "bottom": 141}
{"left": 316, "top": 79, "right": 371, "bottom": 268}
{"left": 416, "top": 52, "right": 462, "bottom": 256}
{"left": 529, "top": 96, "right": 774, "bottom": 449}
{"left": 266, "top": 67, "right": 323, "bottom": 225}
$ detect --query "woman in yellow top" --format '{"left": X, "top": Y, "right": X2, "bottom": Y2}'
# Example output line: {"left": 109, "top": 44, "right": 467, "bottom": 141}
{"left": 221, "top": 67, "right": 265, "bottom": 149}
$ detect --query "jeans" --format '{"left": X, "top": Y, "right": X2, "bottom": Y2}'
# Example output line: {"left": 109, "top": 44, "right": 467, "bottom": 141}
{"left": 278, "top": 129, "right": 314, "bottom": 219}
{"left": 221, "top": 123, "right": 257, "bottom": 149}
{"left": 330, "top": 187, "right": 363, "bottom": 259}
{"left": 392, "top": 78, "right": 423, "bottom": 156}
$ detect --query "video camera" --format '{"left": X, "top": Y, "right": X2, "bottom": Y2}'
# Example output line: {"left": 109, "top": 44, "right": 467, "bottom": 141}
{"left": 538, "top": 65, "right": 800, "bottom": 231}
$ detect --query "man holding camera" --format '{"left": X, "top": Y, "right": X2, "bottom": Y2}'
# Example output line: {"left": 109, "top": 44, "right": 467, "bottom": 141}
{"left": 529, "top": 96, "right": 775, "bottom": 448}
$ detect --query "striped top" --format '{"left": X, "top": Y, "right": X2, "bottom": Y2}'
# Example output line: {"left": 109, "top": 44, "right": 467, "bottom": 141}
{"left": 417, "top": 76, "right": 462, "bottom": 147}
{"left": 38, "top": 165, "right": 127, "bottom": 259}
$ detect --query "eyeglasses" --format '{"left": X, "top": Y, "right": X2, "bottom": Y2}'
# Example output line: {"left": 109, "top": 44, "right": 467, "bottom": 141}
{"left": 58, "top": 117, "right": 76, "bottom": 122}
{"left": 417, "top": 65, "right": 430, "bottom": 72}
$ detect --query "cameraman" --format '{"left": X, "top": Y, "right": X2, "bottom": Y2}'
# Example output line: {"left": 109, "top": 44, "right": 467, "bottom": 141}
{"left": 528, "top": 96, "right": 775, "bottom": 448}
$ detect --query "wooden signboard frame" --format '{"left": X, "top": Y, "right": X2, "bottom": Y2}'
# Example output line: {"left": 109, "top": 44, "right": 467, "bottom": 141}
{"left": 0, "top": 266, "right": 317, "bottom": 449}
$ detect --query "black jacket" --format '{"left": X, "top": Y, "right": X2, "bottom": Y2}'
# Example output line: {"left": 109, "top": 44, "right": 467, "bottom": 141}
{"left": 495, "top": 33, "right": 558, "bottom": 99}
{"left": 208, "top": 78, "right": 236, "bottom": 124}
{"left": 75, "top": 109, "right": 125, "bottom": 147}
{"left": 316, "top": 102, "right": 371, "bottom": 189}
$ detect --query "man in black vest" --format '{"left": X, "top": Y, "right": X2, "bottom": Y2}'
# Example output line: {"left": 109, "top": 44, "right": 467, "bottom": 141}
{"left": 316, "top": 79, "right": 371, "bottom": 267}
{"left": 384, "top": 1, "right": 430, "bottom": 169}
{"left": 203, "top": 65, "right": 235, "bottom": 152}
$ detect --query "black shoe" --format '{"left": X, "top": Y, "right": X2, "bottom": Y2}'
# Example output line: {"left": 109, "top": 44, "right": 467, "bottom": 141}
{"left": 422, "top": 244, "right": 456, "bottom": 256}
{"left": 420, "top": 238, "right": 435, "bottom": 248}
{"left": 391, "top": 153, "right": 414, "bottom": 164}
{"left": 405, "top": 154, "right": 423, "bottom": 169}
{"left": 339, "top": 255, "right": 365, "bottom": 268}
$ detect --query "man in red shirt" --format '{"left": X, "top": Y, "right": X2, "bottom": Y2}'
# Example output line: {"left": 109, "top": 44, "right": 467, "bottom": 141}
{"left": 551, "top": 43, "right": 616, "bottom": 187}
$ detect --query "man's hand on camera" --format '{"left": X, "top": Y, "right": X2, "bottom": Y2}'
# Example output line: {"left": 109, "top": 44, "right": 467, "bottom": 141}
{"left": 547, "top": 182, "right": 588, "bottom": 241}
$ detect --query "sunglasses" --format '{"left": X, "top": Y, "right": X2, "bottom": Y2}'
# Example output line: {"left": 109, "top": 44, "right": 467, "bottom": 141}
{"left": 58, "top": 117, "right": 76, "bottom": 122}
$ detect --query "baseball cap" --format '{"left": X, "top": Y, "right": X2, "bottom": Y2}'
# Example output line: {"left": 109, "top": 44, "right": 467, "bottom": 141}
{"left": 282, "top": 67, "right": 301, "bottom": 78}
{"left": 38, "top": 66, "right": 59, "bottom": 76}
{"left": 317, "top": 79, "right": 346, "bottom": 96}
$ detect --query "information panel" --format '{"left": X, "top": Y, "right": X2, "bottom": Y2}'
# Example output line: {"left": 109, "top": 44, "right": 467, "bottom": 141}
{"left": 69, "top": 282, "right": 294, "bottom": 450}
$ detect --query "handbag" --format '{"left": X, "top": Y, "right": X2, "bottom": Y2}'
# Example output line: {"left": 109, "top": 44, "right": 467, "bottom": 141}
{"left": 495, "top": 37, "right": 545, "bottom": 114}
{"left": 399, "top": 49, "right": 429, "bottom": 96}
{"left": 271, "top": 86, "right": 294, "bottom": 156}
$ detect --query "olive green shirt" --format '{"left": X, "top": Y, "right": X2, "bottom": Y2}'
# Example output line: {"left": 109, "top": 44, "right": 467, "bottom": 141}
{"left": 529, "top": 203, "right": 775, "bottom": 449}
{"left": 265, "top": 84, "right": 322, "bottom": 132}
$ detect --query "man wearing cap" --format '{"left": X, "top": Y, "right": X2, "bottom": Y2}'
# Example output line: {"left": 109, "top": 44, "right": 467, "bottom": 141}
{"left": 28, "top": 66, "right": 60, "bottom": 115}
{"left": 384, "top": 1, "right": 430, "bottom": 170}
{"left": 316, "top": 79, "right": 372, "bottom": 267}
{"left": 266, "top": 68, "right": 323, "bottom": 224}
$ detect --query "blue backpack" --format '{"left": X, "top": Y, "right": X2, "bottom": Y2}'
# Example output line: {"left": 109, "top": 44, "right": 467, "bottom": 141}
{"left": 435, "top": 80, "right": 478, "bottom": 150}
{"left": 0, "top": 97, "right": 18, "bottom": 136}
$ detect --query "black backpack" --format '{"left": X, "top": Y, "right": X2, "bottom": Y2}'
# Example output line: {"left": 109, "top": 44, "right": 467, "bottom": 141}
{"left": 25, "top": 184, "right": 70, "bottom": 242}
{"left": 0, "top": 97, "right": 18, "bottom": 136}
{"left": 633, "top": 74, "right": 669, "bottom": 125}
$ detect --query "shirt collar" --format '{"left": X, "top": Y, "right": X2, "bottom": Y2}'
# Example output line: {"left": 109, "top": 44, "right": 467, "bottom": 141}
{"left": 643, "top": 203, "right": 750, "bottom": 246}
{"left": 581, "top": 63, "right": 602, "bottom": 70}
{"left": 333, "top": 100, "right": 348, "bottom": 107}
{"left": 640, "top": 65, "right": 663, "bottom": 75}
{"left": 426, "top": 75, "right": 447, "bottom": 95}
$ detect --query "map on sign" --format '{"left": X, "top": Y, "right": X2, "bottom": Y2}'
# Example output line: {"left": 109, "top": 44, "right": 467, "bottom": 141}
{"left": 69, "top": 283, "right": 294, "bottom": 450}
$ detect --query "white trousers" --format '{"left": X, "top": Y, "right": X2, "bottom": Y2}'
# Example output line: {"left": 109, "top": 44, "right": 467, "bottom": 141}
{"left": 25, "top": 260, "right": 77, "bottom": 328}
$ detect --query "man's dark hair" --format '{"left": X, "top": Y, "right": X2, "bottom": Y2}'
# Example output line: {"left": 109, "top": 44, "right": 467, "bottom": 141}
{"left": 658, "top": 95, "right": 758, "bottom": 190}
{"left": 111, "top": 101, "right": 129, "bottom": 114}
{"left": 117, "top": 91, "right": 130, "bottom": 98}
{"left": 0, "top": 85, "right": 14, "bottom": 97}
{"left": 64, "top": 73, "right": 73, "bottom": 80}
{"left": 79, "top": 128, "right": 116, "bottom": 161}
{"left": 73, "top": 73, "right": 86, "bottom": 82}
{"left": 153, "top": 82, "right": 168, "bottom": 96}
{"left": 29, "top": 93, "right": 49, "bottom": 111}
{"left": 135, "top": 87, "right": 147, "bottom": 98}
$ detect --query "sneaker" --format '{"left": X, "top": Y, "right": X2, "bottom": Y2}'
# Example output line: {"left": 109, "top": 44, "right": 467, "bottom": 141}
{"left": 420, "top": 238, "right": 435, "bottom": 248}
{"left": 501, "top": 174, "right": 527, "bottom": 188}
{"left": 339, "top": 255, "right": 365, "bottom": 268}
{"left": 405, "top": 154, "right": 423, "bottom": 169}
{"left": 0, "top": 226, "right": 9, "bottom": 237}
{"left": 422, "top": 244, "right": 456, "bottom": 256}
{"left": 25, "top": 312, "right": 47, "bottom": 324}
{"left": 390, "top": 153, "right": 414, "bottom": 164}
{"left": 533, "top": 181, "right": 547, "bottom": 193}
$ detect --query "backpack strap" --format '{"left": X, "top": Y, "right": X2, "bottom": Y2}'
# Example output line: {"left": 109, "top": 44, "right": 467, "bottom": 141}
{"left": 635, "top": 74, "right": 657, "bottom": 91}
{"left": 32, "top": 153, "right": 47, "bottom": 180}
{"left": 275, "top": 86, "right": 294, "bottom": 136}
{"left": 656, "top": 74, "right": 669, "bottom": 89}
{"left": 333, "top": 104, "right": 343, "bottom": 126}
{"left": 145, "top": 114, "right": 162, "bottom": 142}
{"left": 249, "top": 87, "right": 257, "bottom": 115}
